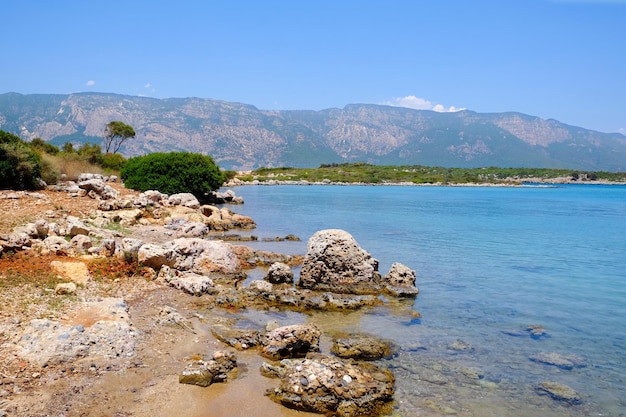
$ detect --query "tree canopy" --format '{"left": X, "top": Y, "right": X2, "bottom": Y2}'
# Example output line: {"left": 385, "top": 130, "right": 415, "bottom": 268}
{"left": 121, "top": 152, "right": 225, "bottom": 202}
{"left": 103, "top": 121, "right": 135, "bottom": 154}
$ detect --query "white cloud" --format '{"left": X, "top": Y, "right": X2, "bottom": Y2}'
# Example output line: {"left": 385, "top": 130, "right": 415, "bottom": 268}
{"left": 86, "top": 80, "right": 96, "bottom": 86}
{"left": 619, "top": 128, "right": 626, "bottom": 136}
{"left": 383, "top": 95, "right": 466, "bottom": 113}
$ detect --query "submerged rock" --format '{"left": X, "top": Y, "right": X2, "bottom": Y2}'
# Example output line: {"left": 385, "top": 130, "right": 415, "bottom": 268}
{"left": 264, "top": 354, "right": 394, "bottom": 417}
{"left": 331, "top": 333, "right": 395, "bottom": 360}
{"left": 529, "top": 352, "right": 586, "bottom": 370}
{"left": 447, "top": 339, "right": 474, "bottom": 352}
{"left": 535, "top": 381, "right": 582, "bottom": 405}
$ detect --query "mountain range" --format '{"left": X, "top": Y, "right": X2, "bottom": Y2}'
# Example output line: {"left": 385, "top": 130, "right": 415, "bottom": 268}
{"left": 1, "top": 92, "right": 625, "bottom": 171}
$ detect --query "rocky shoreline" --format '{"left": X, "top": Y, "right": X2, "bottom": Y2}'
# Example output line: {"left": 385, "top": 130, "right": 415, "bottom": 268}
{"left": 0, "top": 175, "right": 590, "bottom": 416}
{"left": 0, "top": 176, "right": 419, "bottom": 417}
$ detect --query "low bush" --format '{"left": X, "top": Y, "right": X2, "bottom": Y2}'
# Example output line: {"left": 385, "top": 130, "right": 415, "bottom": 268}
{"left": 121, "top": 152, "right": 225, "bottom": 202}
{"left": 0, "top": 131, "right": 42, "bottom": 190}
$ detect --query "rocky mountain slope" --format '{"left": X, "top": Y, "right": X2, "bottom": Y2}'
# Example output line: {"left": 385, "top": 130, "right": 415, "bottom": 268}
{"left": 1, "top": 92, "right": 625, "bottom": 171}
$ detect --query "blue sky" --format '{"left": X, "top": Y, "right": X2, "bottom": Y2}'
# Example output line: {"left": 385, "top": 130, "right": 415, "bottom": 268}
{"left": 1, "top": 0, "right": 625, "bottom": 133}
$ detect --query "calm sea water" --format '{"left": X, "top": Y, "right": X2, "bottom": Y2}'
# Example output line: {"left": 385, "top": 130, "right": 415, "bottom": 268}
{"left": 223, "top": 184, "right": 626, "bottom": 417}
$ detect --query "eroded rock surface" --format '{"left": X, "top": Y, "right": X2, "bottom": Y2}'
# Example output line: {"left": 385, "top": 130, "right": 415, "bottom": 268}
{"left": 16, "top": 298, "right": 135, "bottom": 367}
{"left": 298, "top": 229, "right": 381, "bottom": 294}
{"left": 261, "top": 324, "right": 321, "bottom": 360}
{"left": 179, "top": 350, "right": 237, "bottom": 387}
{"left": 264, "top": 354, "right": 395, "bottom": 417}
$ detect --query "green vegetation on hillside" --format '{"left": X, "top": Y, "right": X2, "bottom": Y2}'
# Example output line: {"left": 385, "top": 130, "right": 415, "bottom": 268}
{"left": 0, "top": 130, "right": 42, "bottom": 190}
{"left": 239, "top": 163, "right": 626, "bottom": 184}
{"left": 121, "top": 152, "right": 225, "bottom": 202}
{"left": 0, "top": 129, "right": 129, "bottom": 190}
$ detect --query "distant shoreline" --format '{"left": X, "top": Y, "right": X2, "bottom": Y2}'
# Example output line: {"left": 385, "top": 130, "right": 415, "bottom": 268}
{"left": 226, "top": 178, "right": 626, "bottom": 188}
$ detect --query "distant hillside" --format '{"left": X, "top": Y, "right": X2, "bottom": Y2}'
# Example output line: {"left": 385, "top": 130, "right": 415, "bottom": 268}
{"left": 1, "top": 92, "right": 625, "bottom": 171}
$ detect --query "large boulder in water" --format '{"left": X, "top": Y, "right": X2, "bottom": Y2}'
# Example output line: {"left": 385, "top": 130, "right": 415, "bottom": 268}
{"left": 298, "top": 229, "right": 381, "bottom": 294}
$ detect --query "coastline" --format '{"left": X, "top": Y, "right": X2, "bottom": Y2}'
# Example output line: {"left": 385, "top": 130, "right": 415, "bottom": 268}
{"left": 226, "top": 177, "right": 626, "bottom": 188}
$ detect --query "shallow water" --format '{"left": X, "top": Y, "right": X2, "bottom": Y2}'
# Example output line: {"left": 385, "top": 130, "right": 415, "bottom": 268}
{"left": 221, "top": 184, "right": 626, "bottom": 416}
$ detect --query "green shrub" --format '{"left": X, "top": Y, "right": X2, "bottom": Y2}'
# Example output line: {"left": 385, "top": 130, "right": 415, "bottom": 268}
{"left": 121, "top": 152, "right": 225, "bottom": 202}
{"left": 101, "top": 153, "right": 127, "bottom": 171}
{"left": 30, "top": 138, "right": 60, "bottom": 155}
{"left": 0, "top": 130, "right": 43, "bottom": 190}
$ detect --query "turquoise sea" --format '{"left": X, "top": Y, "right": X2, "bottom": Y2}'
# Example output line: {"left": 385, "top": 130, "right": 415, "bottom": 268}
{"left": 225, "top": 184, "right": 626, "bottom": 417}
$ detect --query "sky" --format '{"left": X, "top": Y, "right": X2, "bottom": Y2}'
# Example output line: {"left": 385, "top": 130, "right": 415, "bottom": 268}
{"left": 1, "top": 0, "right": 625, "bottom": 134}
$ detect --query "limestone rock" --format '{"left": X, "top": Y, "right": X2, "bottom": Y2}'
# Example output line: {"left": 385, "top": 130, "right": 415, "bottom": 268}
{"left": 248, "top": 279, "right": 273, "bottom": 293}
{"left": 78, "top": 179, "right": 119, "bottom": 200}
{"left": 204, "top": 189, "right": 244, "bottom": 205}
{"left": 179, "top": 351, "right": 237, "bottom": 387}
{"left": 382, "top": 262, "right": 419, "bottom": 297}
{"left": 265, "top": 354, "right": 395, "bottom": 417}
{"left": 66, "top": 216, "right": 90, "bottom": 237}
{"left": 163, "top": 237, "right": 241, "bottom": 276}
{"left": 261, "top": 324, "right": 321, "bottom": 360}
{"left": 40, "top": 236, "right": 72, "bottom": 255}
{"left": 200, "top": 205, "right": 256, "bottom": 231}
{"left": 121, "top": 237, "right": 144, "bottom": 256}
{"left": 168, "top": 193, "right": 201, "bottom": 209}
{"left": 134, "top": 190, "right": 168, "bottom": 207}
{"left": 54, "top": 282, "right": 77, "bottom": 295}
{"left": 50, "top": 260, "right": 91, "bottom": 285}
{"left": 16, "top": 298, "right": 135, "bottom": 367}
{"left": 266, "top": 262, "right": 294, "bottom": 284}
{"left": 166, "top": 271, "right": 219, "bottom": 296}
{"left": 298, "top": 229, "right": 381, "bottom": 294}
{"left": 211, "top": 324, "right": 261, "bottom": 350}
{"left": 69, "top": 234, "right": 93, "bottom": 254}
{"left": 137, "top": 243, "right": 176, "bottom": 269}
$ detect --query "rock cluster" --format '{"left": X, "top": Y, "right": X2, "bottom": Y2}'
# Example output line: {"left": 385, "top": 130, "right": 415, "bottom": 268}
{"left": 4, "top": 179, "right": 421, "bottom": 417}
{"left": 203, "top": 189, "right": 244, "bottom": 204}
{"left": 298, "top": 229, "right": 418, "bottom": 297}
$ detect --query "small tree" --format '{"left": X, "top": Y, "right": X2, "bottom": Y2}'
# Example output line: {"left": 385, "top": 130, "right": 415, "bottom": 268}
{"left": 103, "top": 121, "right": 135, "bottom": 154}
